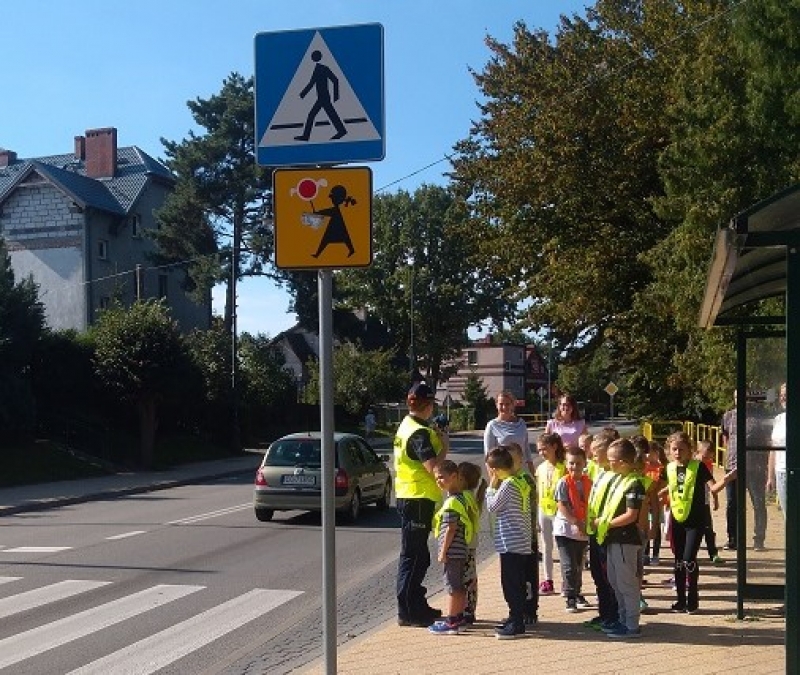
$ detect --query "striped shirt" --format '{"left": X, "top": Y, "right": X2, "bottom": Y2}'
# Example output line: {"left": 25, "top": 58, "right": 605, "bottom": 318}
{"left": 485, "top": 478, "right": 533, "bottom": 554}
{"left": 437, "top": 499, "right": 469, "bottom": 560}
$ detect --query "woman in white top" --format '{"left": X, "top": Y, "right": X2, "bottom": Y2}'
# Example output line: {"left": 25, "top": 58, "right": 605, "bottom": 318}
{"left": 545, "top": 394, "right": 587, "bottom": 450}
{"left": 768, "top": 383, "right": 787, "bottom": 519}
{"left": 484, "top": 390, "right": 534, "bottom": 474}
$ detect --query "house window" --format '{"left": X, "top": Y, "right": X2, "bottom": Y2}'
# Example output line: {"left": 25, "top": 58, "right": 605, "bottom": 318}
{"left": 467, "top": 350, "right": 478, "bottom": 366}
{"left": 97, "top": 240, "right": 108, "bottom": 260}
{"left": 504, "top": 360, "right": 511, "bottom": 371}
{"left": 130, "top": 214, "right": 142, "bottom": 238}
{"left": 158, "top": 274, "right": 168, "bottom": 299}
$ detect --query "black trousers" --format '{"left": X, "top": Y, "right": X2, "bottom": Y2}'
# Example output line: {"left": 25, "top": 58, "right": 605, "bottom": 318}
{"left": 500, "top": 552, "right": 530, "bottom": 626}
{"left": 396, "top": 497, "right": 436, "bottom": 619}
{"left": 672, "top": 520, "right": 703, "bottom": 607}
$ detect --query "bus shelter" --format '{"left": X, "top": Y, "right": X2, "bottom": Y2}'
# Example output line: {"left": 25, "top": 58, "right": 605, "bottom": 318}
{"left": 699, "top": 183, "right": 799, "bottom": 673}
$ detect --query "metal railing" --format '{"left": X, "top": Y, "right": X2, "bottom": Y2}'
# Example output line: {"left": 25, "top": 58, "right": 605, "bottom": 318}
{"left": 641, "top": 419, "right": 727, "bottom": 468}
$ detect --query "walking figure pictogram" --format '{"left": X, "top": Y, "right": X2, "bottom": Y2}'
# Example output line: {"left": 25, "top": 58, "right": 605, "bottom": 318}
{"left": 311, "top": 184, "right": 356, "bottom": 258}
{"left": 294, "top": 50, "right": 348, "bottom": 142}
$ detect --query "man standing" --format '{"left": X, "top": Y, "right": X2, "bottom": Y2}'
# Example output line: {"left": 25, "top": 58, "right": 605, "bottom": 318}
{"left": 721, "top": 392, "right": 769, "bottom": 551}
{"left": 394, "top": 382, "right": 449, "bottom": 626}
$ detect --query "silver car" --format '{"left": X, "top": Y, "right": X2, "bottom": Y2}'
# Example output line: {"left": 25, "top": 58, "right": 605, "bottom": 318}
{"left": 253, "top": 432, "right": 392, "bottom": 523}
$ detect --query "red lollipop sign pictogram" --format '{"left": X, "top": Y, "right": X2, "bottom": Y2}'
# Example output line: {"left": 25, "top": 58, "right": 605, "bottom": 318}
{"left": 290, "top": 177, "right": 329, "bottom": 229}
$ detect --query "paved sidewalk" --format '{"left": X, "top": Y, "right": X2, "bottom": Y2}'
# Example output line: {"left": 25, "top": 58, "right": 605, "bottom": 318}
{"left": 303, "top": 499, "right": 787, "bottom": 675}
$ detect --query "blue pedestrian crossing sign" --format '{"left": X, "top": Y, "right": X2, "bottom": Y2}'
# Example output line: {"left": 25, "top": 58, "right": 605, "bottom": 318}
{"left": 255, "top": 23, "right": 384, "bottom": 167}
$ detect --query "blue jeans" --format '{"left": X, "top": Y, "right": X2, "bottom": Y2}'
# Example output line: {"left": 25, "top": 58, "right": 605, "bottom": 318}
{"left": 396, "top": 497, "right": 436, "bottom": 619}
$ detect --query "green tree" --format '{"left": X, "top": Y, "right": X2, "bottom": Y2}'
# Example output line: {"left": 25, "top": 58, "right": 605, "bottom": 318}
{"left": 462, "top": 370, "right": 491, "bottom": 429}
{"left": 451, "top": 8, "right": 673, "bottom": 357}
{"left": 303, "top": 342, "right": 406, "bottom": 415}
{"left": 338, "top": 185, "right": 514, "bottom": 389}
{"left": 91, "top": 300, "right": 190, "bottom": 468}
{"left": 155, "top": 73, "right": 272, "bottom": 332}
{"left": 238, "top": 332, "right": 297, "bottom": 408}
{"left": 0, "top": 237, "right": 45, "bottom": 442}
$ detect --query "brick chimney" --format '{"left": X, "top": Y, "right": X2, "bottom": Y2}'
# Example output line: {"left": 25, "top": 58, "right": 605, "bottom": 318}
{"left": 0, "top": 149, "right": 18, "bottom": 167}
{"left": 74, "top": 135, "right": 86, "bottom": 160}
{"left": 84, "top": 127, "right": 117, "bottom": 178}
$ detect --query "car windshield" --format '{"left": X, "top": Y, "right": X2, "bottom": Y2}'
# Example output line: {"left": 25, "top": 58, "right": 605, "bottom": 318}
{"left": 264, "top": 440, "right": 323, "bottom": 468}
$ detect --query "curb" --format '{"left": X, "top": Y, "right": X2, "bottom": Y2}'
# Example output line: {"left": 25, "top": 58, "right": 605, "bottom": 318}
{"left": 0, "top": 467, "right": 253, "bottom": 518}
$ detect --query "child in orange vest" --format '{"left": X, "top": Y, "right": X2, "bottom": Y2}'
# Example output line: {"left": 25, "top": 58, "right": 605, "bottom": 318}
{"left": 554, "top": 446, "right": 592, "bottom": 612}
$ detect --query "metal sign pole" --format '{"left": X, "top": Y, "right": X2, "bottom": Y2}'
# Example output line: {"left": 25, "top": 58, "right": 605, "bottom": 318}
{"left": 318, "top": 269, "right": 337, "bottom": 674}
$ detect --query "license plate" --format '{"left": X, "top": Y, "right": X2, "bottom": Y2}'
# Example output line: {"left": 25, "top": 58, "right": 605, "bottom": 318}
{"left": 282, "top": 474, "right": 316, "bottom": 486}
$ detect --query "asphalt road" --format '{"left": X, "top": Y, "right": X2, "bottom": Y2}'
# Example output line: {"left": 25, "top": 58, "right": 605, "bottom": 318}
{"left": 0, "top": 436, "right": 492, "bottom": 675}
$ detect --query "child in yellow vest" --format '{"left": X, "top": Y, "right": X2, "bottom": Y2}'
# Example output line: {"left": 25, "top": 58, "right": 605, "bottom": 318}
{"left": 457, "top": 461, "right": 486, "bottom": 625}
{"left": 429, "top": 460, "right": 474, "bottom": 634}
{"left": 535, "top": 432, "right": 566, "bottom": 595}
{"left": 593, "top": 438, "right": 646, "bottom": 639}
{"left": 485, "top": 445, "right": 533, "bottom": 639}
{"left": 658, "top": 432, "right": 724, "bottom": 613}
{"left": 507, "top": 442, "right": 539, "bottom": 625}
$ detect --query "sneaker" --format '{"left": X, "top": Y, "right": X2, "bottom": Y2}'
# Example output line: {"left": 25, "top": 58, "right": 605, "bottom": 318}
{"left": 711, "top": 555, "right": 725, "bottom": 565}
{"left": 686, "top": 604, "right": 699, "bottom": 615}
{"left": 583, "top": 616, "right": 603, "bottom": 631}
{"left": 495, "top": 622, "right": 525, "bottom": 640}
{"left": 607, "top": 625, "right": 642, "bottom": 639}
{"left": 724, "top": 541, "right": 737, "bottom": 551}
{"left": 494, "top": 617, "right": 511, "bottom": 630}
{"left": 576, "top": 595, "right": 592, "bottom": 609}
{"left": 639, "top": 596, "right": 649, "bottom": 611}
{"left": 523, "top": 614, "right": 538, "bottom": 626}
{"left": 539, "top": 579, "right": 555, "bottom": 595}
{"left": 462, "top": 612, "right": 475, "bottom": 625}
{"left": 428, "top": 619, "right": 462, "bottom": 635}
{"left": 650, "top": 556, "right": 660, "bottom": 566}
{"left": 753, "top": 542, "right": 766, "bottom": 552}
{"left": 600, "top": 620, "right": 624, "bottom": 634}
{"left": 671, "top": 601, "right": 687, "bottom": 612}
{"left": 565, "top": 598, "right": 578, "bottom": 613}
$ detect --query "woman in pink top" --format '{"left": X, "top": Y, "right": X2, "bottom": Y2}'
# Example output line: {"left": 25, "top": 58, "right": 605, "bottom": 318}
{"left": 546, "top": 395, "right": 587, "bottom": 449}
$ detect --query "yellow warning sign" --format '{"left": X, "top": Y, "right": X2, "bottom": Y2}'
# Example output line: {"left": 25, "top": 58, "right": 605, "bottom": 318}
{"left": 273, "top": 167, "right": 372, "bottom": 269}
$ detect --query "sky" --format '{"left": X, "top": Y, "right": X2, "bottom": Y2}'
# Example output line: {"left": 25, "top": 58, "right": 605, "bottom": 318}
{"left": 2, "top": 0, "right": 587, "bottom": 337}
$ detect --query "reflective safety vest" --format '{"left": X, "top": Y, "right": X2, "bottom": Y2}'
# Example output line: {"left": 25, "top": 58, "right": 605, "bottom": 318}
{"left": 586, "top": 460, "right": 601, "bottom": 482}
{"left": 585, "top": 469, "right": 615, "bottom": 535}
{"left": 434, "top": 494, "right": 476, "bottom": 545}
{"left": 505, "top": 473, "right": 532, "bottom": 514}
{"left": 537, "top": 461, "right": 566, "bottom": 516}
{"left": 394, "top": 415, "right": 443, "bottom": 501}
{"left": 462, "top": 489, "right": 482, "bottom": 534}
{"left": 666, "top": 460, "right": 700, "bottom": 523}
{"left": 595, "top": 474, "right": 641, "bottom": 545}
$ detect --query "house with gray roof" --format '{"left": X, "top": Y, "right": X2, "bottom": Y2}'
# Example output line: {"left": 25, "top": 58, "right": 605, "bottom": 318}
{"left": 0, "top": 127, "right": 210, "bottom": 332}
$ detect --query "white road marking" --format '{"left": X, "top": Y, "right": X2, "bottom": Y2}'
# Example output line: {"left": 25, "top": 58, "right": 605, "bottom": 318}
{"left": 0, "top": 580, "right": 110, "bottom": 618}
{"left": 67, "top": 588, "right": 303, "bottom": 675}
{"left": 4, "top": 546, "right": 73, "bottom": 553}
{"left": 106, "top": 531, "right": 147, "bottom": 541}
{"left": 167, "top": 503, "right": 251, "bottom": 525}
{"left": 0, "top": 584, "right": 203, "bottom": 670}
{"left": 0, "top": 576, "right": 22, "bottom": 585}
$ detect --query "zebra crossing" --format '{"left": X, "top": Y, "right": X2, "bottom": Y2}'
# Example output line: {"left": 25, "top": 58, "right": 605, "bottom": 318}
{"left": 0, "top": 575, "right": 302, "bottom": 674}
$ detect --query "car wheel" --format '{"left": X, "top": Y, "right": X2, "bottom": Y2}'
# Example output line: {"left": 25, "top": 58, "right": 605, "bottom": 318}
{"left": 255, "top": 507, "right": 274, "bottom": 522}
{"left": 343, "top": 489, "right": 361, "bottom": 523}
{"left": 376, "top": 480, "right": 391, "bottom": 510}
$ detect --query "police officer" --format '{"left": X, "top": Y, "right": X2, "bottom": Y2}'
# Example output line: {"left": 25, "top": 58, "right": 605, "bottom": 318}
{"left": 395, "top": 382, "right": 449, "bottom": 626}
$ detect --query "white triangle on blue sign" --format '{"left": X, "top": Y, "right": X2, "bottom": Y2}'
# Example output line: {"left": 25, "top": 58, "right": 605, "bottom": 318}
{"left": 260, "top": 32, "right": 381, "bottom": 148}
